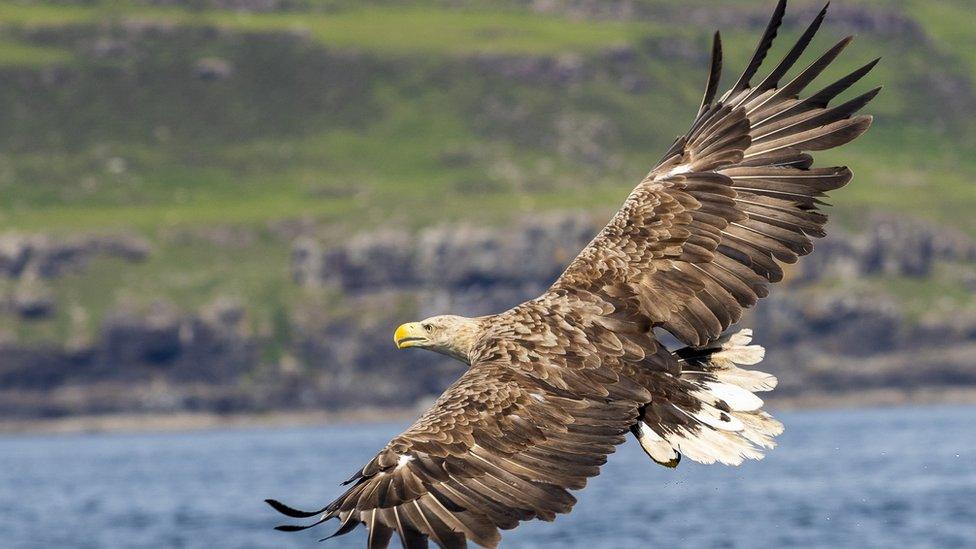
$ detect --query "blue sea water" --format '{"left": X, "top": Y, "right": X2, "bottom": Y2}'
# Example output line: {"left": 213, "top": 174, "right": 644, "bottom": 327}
{"left": 1, "top": 405, "right": 975, "bottom": 548}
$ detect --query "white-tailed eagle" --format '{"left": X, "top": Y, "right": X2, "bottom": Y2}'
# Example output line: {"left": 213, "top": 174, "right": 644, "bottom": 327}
{"left": 268, "top": 1, "right": 878, "bottom": 546}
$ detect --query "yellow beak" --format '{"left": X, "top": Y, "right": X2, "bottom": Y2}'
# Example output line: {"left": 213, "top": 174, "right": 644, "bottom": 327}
{"left": 394, "top": 322, "right": 425, "bottom": 349}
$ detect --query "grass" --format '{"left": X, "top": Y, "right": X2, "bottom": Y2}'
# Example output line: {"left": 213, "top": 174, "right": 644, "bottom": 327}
{"left": 903, "top": 0, "right": 976, "bottom": 75}
{"left": 1, "top": 2, "right": 652, "bottom": 56}
{"left": 877, "top": 272, "right": 976, "bottom": 321}
{"left": 0, "top": 0, "right": 974, "bottom": 347}
{"left": 0, "top": 39, "right": 72, "bottom": 66}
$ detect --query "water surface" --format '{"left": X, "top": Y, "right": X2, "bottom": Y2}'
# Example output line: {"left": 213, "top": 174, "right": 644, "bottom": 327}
{"left": 2, "top": 406, "right": 974, "bottom": 548}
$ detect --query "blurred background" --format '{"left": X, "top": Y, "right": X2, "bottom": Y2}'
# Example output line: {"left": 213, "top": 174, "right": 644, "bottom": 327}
{"left": 0, "top": 1, "right": 974, "bottom": 547}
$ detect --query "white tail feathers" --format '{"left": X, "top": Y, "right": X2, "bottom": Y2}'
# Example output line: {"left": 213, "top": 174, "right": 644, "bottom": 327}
{"left": 711, "top": 329, "right": 766, "bottom": 366}
{"left": 706, "top": 329, "right": 777, "bottom": 394}
{"left": 636, "top": 329, "right": 782, "bottom": 467}
{"left": 702, "top": 381, "right": 764, "bottom": 412}
{"left": 634, "top": 423, "right": 680, "bottom": 468}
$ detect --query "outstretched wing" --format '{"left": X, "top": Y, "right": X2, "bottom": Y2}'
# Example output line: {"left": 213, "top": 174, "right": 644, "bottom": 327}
{"left": 268, "top": 296, "right": 662, "bottom": 548}
{"left": 553, "top": 0, "right": 878, "bottom": 347}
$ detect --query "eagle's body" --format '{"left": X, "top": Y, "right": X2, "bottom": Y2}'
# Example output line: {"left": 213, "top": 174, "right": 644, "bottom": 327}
{"left": 268, "top": 1, "right": 879, "bottom": 546}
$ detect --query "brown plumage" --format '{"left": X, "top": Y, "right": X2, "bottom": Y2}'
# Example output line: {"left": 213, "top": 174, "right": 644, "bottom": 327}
{"left": 267, "top": 1, "right": 878, "bottom": 546}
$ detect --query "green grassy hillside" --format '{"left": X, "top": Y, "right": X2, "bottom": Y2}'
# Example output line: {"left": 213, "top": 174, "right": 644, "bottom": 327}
{"left": 0, "top": 0, "right": 973, "bottom": 345}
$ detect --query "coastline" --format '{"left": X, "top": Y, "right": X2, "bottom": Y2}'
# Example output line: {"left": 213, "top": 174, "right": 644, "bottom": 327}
{"left": 3, "top": 388, "right": 976, "bottom": 436}
{"left": 0, "top": 406, "right": 419, "bottom": 436}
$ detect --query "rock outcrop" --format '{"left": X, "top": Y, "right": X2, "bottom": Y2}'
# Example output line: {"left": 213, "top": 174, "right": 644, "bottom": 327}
{"left": 2, "top": 214, "right": 975, "bottom": 419}
{"left": 0, "top": 233, "right": 150, "bottom": 280}
{"left": 0, "top": 233, "right": 152, "bottom": 321}
{"left": 0, "top": 297, "right": 258, "bottom": 418}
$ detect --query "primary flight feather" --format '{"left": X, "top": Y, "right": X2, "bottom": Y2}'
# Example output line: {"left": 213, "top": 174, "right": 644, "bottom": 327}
{"left": 268, "top": 1, "right": 878, "bottom": 546}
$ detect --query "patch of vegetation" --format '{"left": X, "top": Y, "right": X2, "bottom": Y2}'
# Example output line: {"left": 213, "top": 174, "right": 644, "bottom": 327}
{"left": 0, "top": 39, "right": 72, "bottom": 66}
{"left": 0, "top": 0, "right": 973, "bottom": 349}
{"left": 2, "top": 2, "right": 653, "bottom": 56}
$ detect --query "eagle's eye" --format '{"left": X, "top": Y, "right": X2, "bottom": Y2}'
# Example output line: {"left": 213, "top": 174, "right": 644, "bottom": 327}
{"left": 423, "top": 324, "right": 433, "bottom": 333}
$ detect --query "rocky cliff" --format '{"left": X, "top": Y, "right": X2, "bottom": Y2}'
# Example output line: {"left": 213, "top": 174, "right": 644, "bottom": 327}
{"left": 3, "top": 214, "right": 974, "bottom": 419}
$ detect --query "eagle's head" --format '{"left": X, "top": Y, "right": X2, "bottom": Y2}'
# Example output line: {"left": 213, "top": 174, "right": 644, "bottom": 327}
{"left": 394, "top": 315, "right": 483, "bottom": 363}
